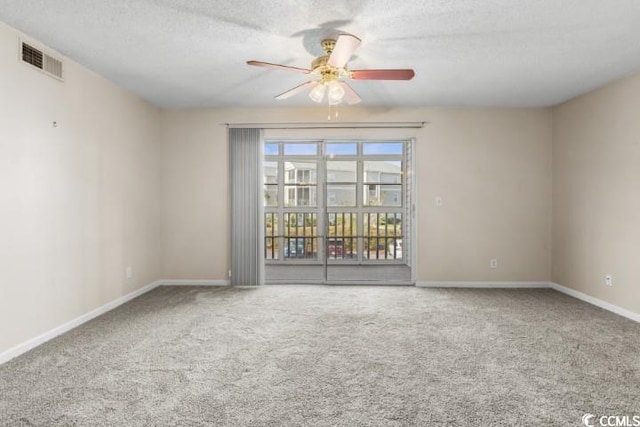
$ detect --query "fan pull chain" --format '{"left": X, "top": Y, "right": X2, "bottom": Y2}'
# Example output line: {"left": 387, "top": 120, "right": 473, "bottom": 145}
{"left": 326, "top": 104, "right": 340, "bottom": 121}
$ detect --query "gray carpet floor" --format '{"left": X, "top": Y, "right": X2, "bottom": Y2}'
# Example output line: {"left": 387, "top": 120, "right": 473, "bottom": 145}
{"left": 1, "top": 286, "right": 639, "bottom": 426}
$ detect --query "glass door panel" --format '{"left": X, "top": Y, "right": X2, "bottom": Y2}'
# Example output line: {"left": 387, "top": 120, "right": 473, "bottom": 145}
{"left": 283, "top": 212, "right": 318, "bottom": 260}
{"left": 264, "top": 140, "right": 411, "bottom": 284}
{"left": 327, "top": 213, "right": 357, "bottom": 260}
{"left": 363, "top": 213, "right": 403, "bottom": 261}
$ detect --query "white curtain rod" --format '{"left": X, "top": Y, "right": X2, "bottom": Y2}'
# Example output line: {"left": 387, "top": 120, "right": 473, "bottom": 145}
{"left": 223, "top": 121, "right": 426, "bottom": 129}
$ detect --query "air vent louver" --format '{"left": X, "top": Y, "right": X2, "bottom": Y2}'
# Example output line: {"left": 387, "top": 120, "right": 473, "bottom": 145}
{"left": 21, "top": 41, "right": 63, "bottom": 80}
{"left": 43, "top": 54, "right": 63, "bottom": 78}
{"left": 22, "top": 43, "right": 43, "bottom": 68}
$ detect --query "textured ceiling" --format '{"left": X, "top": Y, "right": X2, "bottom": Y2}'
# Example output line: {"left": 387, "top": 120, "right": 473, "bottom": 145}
{"left": 1, "top": 0, "right": 640, "bottom": 109}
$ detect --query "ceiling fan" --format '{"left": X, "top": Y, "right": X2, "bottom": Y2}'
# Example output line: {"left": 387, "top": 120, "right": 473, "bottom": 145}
{"left": 247, "top": 34, "right": 415, "bottom": 106}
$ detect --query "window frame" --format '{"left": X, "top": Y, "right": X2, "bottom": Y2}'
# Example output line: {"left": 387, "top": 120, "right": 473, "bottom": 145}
{"left": 264, "top": 140, "right": 408, "bottom": 264}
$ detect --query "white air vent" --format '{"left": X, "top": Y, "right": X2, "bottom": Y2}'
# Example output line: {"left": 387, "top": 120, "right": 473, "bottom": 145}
{"left": 20, "top": 41, "right": 64, "bottom": 80}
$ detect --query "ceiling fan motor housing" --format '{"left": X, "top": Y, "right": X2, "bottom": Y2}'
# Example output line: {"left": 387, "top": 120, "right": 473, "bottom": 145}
{"left": 312, "top": 39, "right": 347, "bottom": 84}
{"left": 321, "top": 38, "right": 336, "bottom": 55}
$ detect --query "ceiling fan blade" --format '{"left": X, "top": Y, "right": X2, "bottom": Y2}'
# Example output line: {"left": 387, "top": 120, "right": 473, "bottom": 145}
{"left": 275, "top": 81, "right": 318, "bottom": 100}
{"left": 350, "top": 69, "right": 415, "bottom": 80}
{"left": 327, "top": 34, "right": 361, "bottom": 68}
{"left": 341, "top": 82, "right": 362, "bottom": 105}
{"left": 247, "top": 60, "right": 310, "bottom": 74}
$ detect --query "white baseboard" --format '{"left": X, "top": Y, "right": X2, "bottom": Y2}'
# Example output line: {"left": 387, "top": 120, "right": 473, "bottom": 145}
{"left": 416, "top": 281, "right": 551, "bottom": 289}
{"left": 160, "top": 279, "right": 230, "bottom": 286}
{"left": 549, "top": 282, "right": 640, "bottom": 323}
{"left": 0, "top": 280, "right": 162, "bottom": 365}
{"left": 416, "top": 280, "right": 639, "bottom": 324}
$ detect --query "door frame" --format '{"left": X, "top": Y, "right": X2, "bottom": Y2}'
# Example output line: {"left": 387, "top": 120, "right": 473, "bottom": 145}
{"left": 263, "top": 138, "right": 416, "bottom": 285}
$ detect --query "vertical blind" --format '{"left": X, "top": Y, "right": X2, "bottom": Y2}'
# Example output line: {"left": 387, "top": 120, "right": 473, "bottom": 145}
{"left": 229, "top": 128, "right": 264, "bottom": 286}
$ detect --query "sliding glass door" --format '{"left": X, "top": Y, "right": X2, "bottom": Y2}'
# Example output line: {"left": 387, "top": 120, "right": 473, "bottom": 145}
{"left": 263, "top": 140, "right": 413, "bottom": 284}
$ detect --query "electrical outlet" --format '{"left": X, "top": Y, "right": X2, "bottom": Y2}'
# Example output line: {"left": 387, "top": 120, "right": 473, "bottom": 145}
{"left": 605, "top": 274, "right": 613, "bottom": 287}
{"left": 490, "top": 259, "right": 498, "bottom": 269}
{"left": 126, "top": 267, "right": 133, "bottom": 280}
{"left": 228, "top": 270, "right": 231, "bottom": 278}
{"left": 435, "top": 196, "right": 443, "bottom": 207}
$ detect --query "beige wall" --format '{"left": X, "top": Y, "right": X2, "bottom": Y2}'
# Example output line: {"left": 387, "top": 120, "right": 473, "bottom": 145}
{"left": 0, "top": 22, "right": 162, "bottom": 355}
{"left": 553, "top": 73, "right": 640, "bottom": 314}
{"left": 161, "top": 107, "right": 553, "bottom": 283}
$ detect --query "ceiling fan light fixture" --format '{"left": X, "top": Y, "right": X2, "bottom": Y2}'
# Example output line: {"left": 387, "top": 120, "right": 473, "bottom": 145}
{"left": 309, "top": 83, "right": 326, "bottom": 103}
{"left": 327, "top": 81, "right": 345, "bottom": 105}
{"left": 247, "top": 33, "right": 414, "bottom": 105}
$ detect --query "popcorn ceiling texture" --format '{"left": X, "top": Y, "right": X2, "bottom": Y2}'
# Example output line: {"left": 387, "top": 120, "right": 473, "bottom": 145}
{"left": 1, "top": 285, "right": 639, "bottom": 426}
{"left": 1, "top": 0, "right": 640, "bottom": 108}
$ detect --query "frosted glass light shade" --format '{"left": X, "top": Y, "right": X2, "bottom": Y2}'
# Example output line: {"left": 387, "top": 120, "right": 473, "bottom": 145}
{"left": 328, "top": 81, "right": 345, "bottom": 105}
{"left": 309, "top": 83, "right": 326, "bottom": 103}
